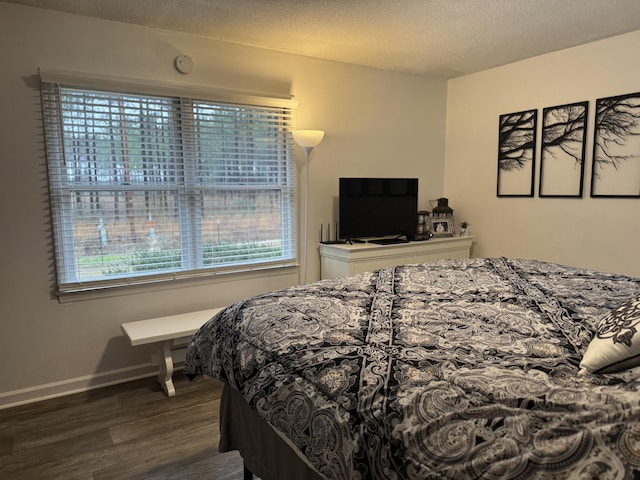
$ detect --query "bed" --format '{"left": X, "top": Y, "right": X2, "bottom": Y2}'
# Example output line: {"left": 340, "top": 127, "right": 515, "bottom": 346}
{"left": 184, "top": 257, "right": 640, "bottom": 479}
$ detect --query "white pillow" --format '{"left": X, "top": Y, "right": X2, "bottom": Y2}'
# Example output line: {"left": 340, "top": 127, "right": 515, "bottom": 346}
{"left": 579, "top": 295, "right": 640, "bottom": 374}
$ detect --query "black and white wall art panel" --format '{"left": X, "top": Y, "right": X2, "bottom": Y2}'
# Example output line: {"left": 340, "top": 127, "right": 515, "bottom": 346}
{"left": 497, "top": 109, "right": 537, "bottom": 197}
{"left": 539, "top": 101, "right": 588, "bottom": 198}
{"left": 591, "top": 92, "right": 640, "bottom": 198}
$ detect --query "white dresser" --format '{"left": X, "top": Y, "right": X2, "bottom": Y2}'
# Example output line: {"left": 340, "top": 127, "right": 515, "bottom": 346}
{"left": 319, "top": 236, "right": 474, "bottom": 279}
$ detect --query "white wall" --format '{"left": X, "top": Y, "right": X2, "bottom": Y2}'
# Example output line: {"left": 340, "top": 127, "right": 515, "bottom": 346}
{"left": 0, "top": 3, "right": 447, "bottom": 407}
{"left": 445, "top": 30, "right": 640, "bottom": 277}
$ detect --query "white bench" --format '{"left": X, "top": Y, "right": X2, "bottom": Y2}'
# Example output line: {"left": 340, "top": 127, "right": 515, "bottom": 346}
{"left": 121, "top": 307, "right": 224, "bottom": 396}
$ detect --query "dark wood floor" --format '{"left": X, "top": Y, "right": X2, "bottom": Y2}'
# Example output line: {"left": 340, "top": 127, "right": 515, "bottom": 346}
{"left": 0, "top": 375, "right": 247, "bottom": 479}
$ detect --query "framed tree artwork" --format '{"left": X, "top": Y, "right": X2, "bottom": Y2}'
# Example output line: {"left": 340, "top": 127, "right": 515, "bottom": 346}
{"left": 539, "top": 101, "right": 588, "bottom": 197}
{"left": 591, "top": 92, "right": 640, "bottom": 198}
{"left": 497, "top": 109, "right": 537, "bottom": 197}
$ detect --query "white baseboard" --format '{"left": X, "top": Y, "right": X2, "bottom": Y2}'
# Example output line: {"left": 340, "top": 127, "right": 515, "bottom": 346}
{"left": 0, "top": 363, "right": 158, "bottom": 410}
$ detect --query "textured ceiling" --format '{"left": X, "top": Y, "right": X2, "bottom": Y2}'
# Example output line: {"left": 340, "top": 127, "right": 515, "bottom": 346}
{"left": 6, "top": 0, "right": 640, "bottom": 77}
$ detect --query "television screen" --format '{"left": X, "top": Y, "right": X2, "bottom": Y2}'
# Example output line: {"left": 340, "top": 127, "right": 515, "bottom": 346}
{"left": 339, "top": 178, "right": 418, "bottom": 241}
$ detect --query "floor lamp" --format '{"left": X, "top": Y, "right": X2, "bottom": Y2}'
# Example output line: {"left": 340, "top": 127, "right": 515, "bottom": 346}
{"left": 293, "top": 129, "right": 325, "bottom": 284}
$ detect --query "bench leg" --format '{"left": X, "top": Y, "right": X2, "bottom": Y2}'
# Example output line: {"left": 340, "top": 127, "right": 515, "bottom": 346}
{"left": 158, "top": 340, "right": 176, "bottom": 397}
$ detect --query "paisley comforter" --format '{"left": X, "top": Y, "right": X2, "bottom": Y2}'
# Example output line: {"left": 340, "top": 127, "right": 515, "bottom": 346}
{"left": 185, "top": 257, "right": 640, "bottom": 479}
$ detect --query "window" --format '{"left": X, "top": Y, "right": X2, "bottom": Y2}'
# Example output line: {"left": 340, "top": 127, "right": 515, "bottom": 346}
{"left": 40, "top": 79, "right": 297, "bottom": 295}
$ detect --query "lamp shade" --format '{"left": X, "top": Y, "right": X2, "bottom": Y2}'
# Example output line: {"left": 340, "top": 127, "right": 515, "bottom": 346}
{"left": 293, "top": 130, "right": 325, "bottom": 148}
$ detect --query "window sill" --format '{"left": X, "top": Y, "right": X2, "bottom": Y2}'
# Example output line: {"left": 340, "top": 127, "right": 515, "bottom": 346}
{"left": 56, "top": 263, "right": 298, "bottom": 303}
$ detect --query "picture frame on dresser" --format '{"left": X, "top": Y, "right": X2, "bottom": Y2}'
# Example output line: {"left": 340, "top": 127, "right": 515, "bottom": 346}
{"left": 428, "top": 218, "right": 454, "bottom": 237}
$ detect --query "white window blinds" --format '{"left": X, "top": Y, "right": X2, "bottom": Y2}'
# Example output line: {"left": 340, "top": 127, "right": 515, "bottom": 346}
{"left": 41, "top": 80, "right": 297, "bottom": 294}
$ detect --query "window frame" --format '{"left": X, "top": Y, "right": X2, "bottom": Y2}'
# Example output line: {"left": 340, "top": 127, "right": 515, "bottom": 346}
{"left": 39, "top": 69, "right": 299, "bottom": 297}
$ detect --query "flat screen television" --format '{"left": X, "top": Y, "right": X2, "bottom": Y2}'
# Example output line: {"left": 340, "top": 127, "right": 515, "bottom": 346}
{"left": 339, "top": 177, "right": 418, "bottom": 243}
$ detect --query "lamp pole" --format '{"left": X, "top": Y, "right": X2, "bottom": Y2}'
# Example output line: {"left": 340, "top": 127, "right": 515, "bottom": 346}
{"left": 292, "top": 130, "right": 325, "bottom": 284}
